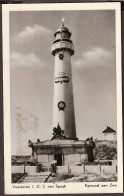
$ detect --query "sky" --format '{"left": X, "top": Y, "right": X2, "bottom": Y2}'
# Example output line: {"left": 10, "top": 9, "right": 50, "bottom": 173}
{"left": 10, "top": 10, "right": 116, "bottom": 155}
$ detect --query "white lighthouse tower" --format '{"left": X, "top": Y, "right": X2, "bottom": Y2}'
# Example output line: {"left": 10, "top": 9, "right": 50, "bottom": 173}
{"left": 29, "top": 20, "right": 95, "bottom": 167}
{"left": 51, "top": 19, "right": 76, "bottom": 139}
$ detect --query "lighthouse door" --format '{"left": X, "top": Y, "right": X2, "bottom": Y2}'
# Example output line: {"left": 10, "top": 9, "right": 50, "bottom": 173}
{"left": 54, "top": 154, "right": 63, "bottom": 166}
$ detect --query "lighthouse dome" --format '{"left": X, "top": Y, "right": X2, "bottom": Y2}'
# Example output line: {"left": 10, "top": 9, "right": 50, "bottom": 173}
{"left": 54, "top": 26, "right": 71, "bottom": 37}
{"left": 51, "top": 23, "right": 74, "bottom": 56}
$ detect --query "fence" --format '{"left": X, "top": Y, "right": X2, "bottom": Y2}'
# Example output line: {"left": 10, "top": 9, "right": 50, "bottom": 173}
{"left": 56, "top": 165, "right": 117, "bottom": 174}
{"left": 11, "top": 165, "right": 50, "bottom": 174}
{"left": 11, "top": 166, "right": 36, "bottom": 174}
{"left": 11, "top": 166, "right": 24, "bottom": 173}
{"left": 12, "top": 165, "right": 117, "bottom": 175}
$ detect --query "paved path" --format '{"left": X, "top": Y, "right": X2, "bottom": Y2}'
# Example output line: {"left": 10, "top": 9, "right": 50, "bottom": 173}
{"left": 19, "top": 172, "right": 51, "bottom": 183}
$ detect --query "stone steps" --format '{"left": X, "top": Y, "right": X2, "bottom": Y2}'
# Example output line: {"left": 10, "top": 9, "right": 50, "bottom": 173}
{"left": 19, "top": 172, "right": 51, "bottom": 183}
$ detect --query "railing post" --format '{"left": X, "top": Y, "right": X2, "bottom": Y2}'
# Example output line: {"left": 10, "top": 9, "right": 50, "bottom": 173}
{"left": 24, "top": 164, "right": 25, "bottom": 173}
{"left": 82, "top": 164, "right": 85, "bottom": 173}
{"left": 98, "top": 164, "right": 101, "bottom": 174}
{"left": 68, "top": 165, "right": 70, "bottom": 174}
{"left": 84, "top": 164, "right": 86, "bottom": 173}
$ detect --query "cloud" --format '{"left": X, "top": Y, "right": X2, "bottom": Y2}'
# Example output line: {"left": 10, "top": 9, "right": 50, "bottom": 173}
{"left": 15, "top": 24, "right": 52, "bottom": 41}
{"left": 10, "top": 52, "right": 43, "bottom": 67}
{"left": 74, "top": 47, "right": 113, "bottom": 68}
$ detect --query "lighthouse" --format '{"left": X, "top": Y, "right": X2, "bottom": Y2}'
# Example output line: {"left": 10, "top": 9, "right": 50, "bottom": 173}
{"left": 28, "top": 20, "right": 95, "bottom": 167}
{"left": 51, "top": 19, "right": 76, "bottom": 139}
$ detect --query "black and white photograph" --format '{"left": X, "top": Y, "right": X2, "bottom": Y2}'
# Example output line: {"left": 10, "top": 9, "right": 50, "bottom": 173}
{"left": 2, "top": 2, "right": 123, "bottom": 194}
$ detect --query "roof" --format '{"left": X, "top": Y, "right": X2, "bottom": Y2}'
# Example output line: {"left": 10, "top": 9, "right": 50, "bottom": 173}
{"left": 54, "top": 25, "right": 71, "bottom": 37}
{"left": 102, "top": 126, "right": 116, "bottom": 133}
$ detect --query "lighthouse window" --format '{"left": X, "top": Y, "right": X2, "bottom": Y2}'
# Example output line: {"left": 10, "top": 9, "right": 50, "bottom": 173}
{"left": 58, "top": 101, "right": 66, "bottom": 110}
{"left": 59, "top": 54, "right": 64, "bottom": 60}
{"left": 62, "top": 32, "right": 70, "bottom": 39}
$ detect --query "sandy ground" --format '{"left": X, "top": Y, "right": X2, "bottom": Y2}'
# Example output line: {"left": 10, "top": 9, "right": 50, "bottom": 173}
{"left": 48, "top": 173, "right": 117, "bottom": 182}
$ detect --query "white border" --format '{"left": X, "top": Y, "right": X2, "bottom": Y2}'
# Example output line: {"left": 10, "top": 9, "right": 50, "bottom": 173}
{"left": 2, "top": 2, "right": 123, "bottom": 194}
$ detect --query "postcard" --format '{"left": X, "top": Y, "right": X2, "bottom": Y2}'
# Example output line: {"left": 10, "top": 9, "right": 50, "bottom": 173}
{"left": 2, "top": 2, "right": 123, "bottom": 194}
